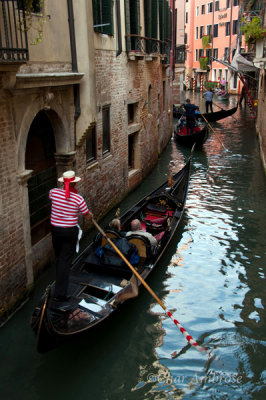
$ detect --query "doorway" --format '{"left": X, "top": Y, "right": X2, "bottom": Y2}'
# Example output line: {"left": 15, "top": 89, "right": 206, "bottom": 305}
{"left": 25, "top": 110, "right": 57, "bottom": 245}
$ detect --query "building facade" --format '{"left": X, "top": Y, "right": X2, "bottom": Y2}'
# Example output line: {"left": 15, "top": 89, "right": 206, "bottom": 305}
{"left": 0, "top": 0, "right": 173, "bottom": 321}
{"left": 185, "top": 0, "right": 245, "bottom": 92}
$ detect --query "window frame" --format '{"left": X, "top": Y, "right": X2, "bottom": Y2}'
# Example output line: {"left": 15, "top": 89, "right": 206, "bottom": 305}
{"left": 86, "top": 125, "right": 97, "bottom": 165}
{"left": 102, "top": 105, "right": 111, "bottom": 155}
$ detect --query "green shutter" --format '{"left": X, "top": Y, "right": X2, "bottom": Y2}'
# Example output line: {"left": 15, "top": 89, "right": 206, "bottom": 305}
{"left": 151, "top": 0, "right": 158, "bottom": 39}
{"left": 92, "top": 0, "right": 113, "bottom": 35}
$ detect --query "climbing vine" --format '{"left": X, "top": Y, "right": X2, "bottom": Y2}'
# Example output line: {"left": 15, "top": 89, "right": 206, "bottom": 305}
{"left": 18, "top": 0, "right": 48, "bottom": 45}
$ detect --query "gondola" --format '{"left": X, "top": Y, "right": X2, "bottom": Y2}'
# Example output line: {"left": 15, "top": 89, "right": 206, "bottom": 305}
{"left": 174, "top": 124, "right": 209, "bottom": 148}
{"left": 31, "top": 151, "right": 193, "bottom": 353}
{"left": 173, "top": 105, "right": 237, "bottom": 122}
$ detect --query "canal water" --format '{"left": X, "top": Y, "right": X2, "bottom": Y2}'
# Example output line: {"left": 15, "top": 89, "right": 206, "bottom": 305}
{"left": 0, "top": 93, "right": 266, "bottom": 400}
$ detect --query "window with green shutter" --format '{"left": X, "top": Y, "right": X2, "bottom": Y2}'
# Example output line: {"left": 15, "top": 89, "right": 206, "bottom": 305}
{"left": 159, "top": 0, "right": 170, "bottom": 55}
{"left": 125, "top": 0, "right": 140, "bottom": 51}
{"left": 92, "top": 0, "right": 114, "bottom": 35}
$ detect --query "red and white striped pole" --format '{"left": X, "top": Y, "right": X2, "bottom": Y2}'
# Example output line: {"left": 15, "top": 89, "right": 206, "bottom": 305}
{"left": 193, "top": 77, "right": 196, "bottom": 93}
{"left": 200, "top": 76, "right": 203, "bottom": 96}
{"left": 186, "top": 75, "right": 189, "bottom": 91}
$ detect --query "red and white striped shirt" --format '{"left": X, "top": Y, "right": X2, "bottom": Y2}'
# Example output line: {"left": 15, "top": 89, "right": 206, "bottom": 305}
{"left": 49, "top": 188, "right": 89, "bottom": 227}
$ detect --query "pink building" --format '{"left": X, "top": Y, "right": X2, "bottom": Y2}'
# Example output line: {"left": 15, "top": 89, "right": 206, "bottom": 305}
{"left": 185, "top": 0, "right": 245, "bottom": 93}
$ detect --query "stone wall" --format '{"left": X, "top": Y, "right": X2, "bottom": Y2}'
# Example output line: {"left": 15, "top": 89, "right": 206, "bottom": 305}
{"left": 256, "top": 68, "right": 266, "bottom": 172}
{"left": 0, "top": 85, "right": 27, "bottom": 315}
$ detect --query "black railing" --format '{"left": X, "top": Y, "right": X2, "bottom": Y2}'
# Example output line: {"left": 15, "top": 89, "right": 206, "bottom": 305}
{"left": 0, "top": 0, "right": 29, "bottom": 62}
{"left": 125, "top": 34, "right": 171, "bottom": 63}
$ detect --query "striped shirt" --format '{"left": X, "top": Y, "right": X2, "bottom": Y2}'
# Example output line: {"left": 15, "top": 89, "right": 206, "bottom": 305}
{"left": 49, "top": 188, "right": 89, "bottom": 227}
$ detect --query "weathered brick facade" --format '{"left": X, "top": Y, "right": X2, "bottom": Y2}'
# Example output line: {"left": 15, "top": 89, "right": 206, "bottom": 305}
{"left": 0, "top": 1, "right": 173, "bottom": 323}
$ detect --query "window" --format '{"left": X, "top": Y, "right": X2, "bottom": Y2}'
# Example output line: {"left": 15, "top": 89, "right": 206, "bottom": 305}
{"left": 207, "top": 2, "right": 213, "bottom": 13}
{"left": 206, "top": 49, "right": 212, "bottom": 64}
{"left": 86, "top": 126, "right": 97, "bottom": 164}
{"left": 196, "top": 27, "right": 199, "bottom": 40}
{"left": 195, "top": 49, "right": 198, "bottom": 61}
{"left": 215, "top": 1, "right": 219, "bottom": 11}
{"left": 125, "top": 0, "right": 140, "bottom": 51}
{"left": 184, "top": 33, "right": 187, "bottom": 44}
{"left": 163, "top": 81, "right": 166, "bottom": 111}
{"left": 233, "top": 0, "right": 239, "bottom": 6}
{"left": 213, "top": 48, "right": 218, "bottom": 59}
{"left": 185, "top": 12, "right": 188, "bottom": 24}
{"left": 92, "top": 0, "right": 114, "bottom": 35}
{"left": 225, "top": 22, "right": 230, "bottom": 36}
{"left": 213, "top": 24, "right": 218, "bottom": 37}
{"left": 200, "top": 26, "right": 204, "bottom": 38}
{"left": 226, "top": 0, "right": 230, "bottom": 8}
{"left": 233, "top": 20, "right": 238, "bottom": 35}
{"left": 128, "top": 103, "right": 138, "bottom": 124}
{"left": 196, "top": 6, "right": 199, "bottom": 16}
{"left": 148, "top": 85, "right": 152, "bottom": 114}
{"left": 201, "top": 4, "right": 205, "bottom": 14}
{"left": 102, "top": 106, "right": 111, "bottom": 155}
{"left": 128, "top": 134, "right": 136, "bottom": 170}
{"left": 207, "top": 25, "right": 212, "bottom": 37}
{"left": 224, "top": 47, "right": 230, "bottom": 60}
{"left": 199, "top": 49, "right": 204, "bottom": 58}
{"left": 18, "top": 0, "right": 41, "bottom": 13}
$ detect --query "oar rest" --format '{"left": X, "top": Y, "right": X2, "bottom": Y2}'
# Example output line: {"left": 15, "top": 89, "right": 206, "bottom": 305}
{"left": 127, "top": 235, "right": 151, "bottom": 266}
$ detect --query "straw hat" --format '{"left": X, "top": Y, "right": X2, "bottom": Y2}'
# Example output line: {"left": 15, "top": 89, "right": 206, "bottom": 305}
{"left": 58, "top": 170, "right": 81, "bottom": 183}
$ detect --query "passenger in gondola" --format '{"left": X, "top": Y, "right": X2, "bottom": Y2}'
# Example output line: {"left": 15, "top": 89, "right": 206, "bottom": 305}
{"left": 109, "top": 218, "right": 126, "bottom": 237}
{"left": 182, "top": 98, "right": 199, "bottom": 135}
{"left": 126, "top": 219, "right": 158, "bottom": 248}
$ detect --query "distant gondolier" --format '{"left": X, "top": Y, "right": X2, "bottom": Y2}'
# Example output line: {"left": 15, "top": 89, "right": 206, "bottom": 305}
{"left": 182, "top": 99, "right": 199, "bottom": 135}
{"left": 203, "top": 88, "right": 214, "bottom": 113}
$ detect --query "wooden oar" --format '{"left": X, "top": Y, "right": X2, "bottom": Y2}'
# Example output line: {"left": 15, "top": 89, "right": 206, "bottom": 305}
{"left": 91, "top": 216, "right": 207, "bottom": 353}
{"left": 200, "top": 113, "right": 229, "bottom": 152}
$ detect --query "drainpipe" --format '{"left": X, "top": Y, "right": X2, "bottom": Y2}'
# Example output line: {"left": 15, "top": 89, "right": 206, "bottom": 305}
{"left": 116, "top": 0, "right": 122, "bottom": 57}
{"left": 67, "top": 0, "right": 80, "bottom": 150}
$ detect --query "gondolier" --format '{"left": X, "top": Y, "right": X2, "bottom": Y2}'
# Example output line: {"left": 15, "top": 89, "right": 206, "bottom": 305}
{"left": 49, "top": 170, "right": 93, "bottom": 305}
{"left": 182, "top": 99, "right": 199, "bottom": 135}
{"left": 203, "top": 88, "right": 214, "bottom": 113}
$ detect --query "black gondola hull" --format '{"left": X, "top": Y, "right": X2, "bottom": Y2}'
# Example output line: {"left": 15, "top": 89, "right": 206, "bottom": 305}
{"left": 31, "top": 153, "right": 193, "bottom": 352}
{"left": 174, "top": 105, "right": 237, "bottom": 122}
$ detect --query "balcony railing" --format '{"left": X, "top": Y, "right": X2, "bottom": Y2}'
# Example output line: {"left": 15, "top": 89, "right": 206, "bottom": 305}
{"left": 125, "top": 34, "right": 171, "bottom": 63}
{"left": 0, "top": 0, "right": 29, "bottom": 62}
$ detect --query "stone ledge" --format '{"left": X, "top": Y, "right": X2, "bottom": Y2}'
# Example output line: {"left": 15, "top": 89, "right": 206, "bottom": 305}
{"left": 15, "top": 72, "right": 84, "bottom": 89}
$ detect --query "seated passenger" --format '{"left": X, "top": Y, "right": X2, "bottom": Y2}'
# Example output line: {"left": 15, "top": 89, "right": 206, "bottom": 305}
{"left": 126, "top": 219, "right": 158, "bottom": 248}
{"left": 109, "top": 218, "right": 126, "bottom": 237}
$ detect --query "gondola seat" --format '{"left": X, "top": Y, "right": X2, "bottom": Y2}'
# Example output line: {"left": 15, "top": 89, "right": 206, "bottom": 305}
{"left": 127, "top": 234, "right": 152, "bottom": 265}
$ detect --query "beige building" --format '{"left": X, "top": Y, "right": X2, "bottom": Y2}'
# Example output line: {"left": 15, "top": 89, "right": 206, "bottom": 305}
{"left": 0, "top": 0, "right": 173, "bottom": 321}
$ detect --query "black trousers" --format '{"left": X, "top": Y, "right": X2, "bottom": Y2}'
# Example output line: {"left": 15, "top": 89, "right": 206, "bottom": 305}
{"left": 51, "top": 226, "right": 78, "bottom": 299}
{"left": 206, "top": 101, "right": 213, "bottom": 113}
{"left": 186, "top": 116, "right": 195, "bottom": 134}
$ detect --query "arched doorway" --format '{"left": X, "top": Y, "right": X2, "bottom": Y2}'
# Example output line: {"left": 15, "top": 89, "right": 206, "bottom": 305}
{"left": 25, "top": 110, "right": 57, "bottom": 245}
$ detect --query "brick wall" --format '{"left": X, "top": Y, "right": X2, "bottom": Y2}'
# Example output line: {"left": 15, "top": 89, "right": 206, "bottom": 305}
{"left": 0, "top": 91, "right": 27, "bottom": 314}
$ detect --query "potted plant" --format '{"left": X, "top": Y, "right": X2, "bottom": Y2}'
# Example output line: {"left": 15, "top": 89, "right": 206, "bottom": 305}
{"left": 202, "top": 35, "right": 211, "bottom": 49}
{"left": 199, "top": 56, "right": 209, "bottom": 70}
{"left": 241, "top": 16, "right": 266, "bottom": 43}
